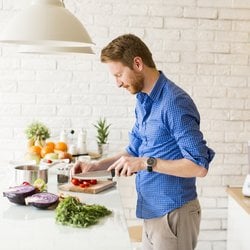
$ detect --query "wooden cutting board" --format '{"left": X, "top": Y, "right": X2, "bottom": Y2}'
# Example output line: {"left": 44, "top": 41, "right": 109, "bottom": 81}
{"left": 58, "top": 180, "right": 116, "bottom": 194}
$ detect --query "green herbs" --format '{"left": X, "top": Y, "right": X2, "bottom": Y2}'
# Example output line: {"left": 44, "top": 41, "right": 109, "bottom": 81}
{"left": 55, "top": 196, "right": 112, "bottom": 228}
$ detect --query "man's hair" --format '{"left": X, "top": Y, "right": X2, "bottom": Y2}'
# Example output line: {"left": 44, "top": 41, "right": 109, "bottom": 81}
{"left": 100, "top": 34, "right": 156, "bottom": 69}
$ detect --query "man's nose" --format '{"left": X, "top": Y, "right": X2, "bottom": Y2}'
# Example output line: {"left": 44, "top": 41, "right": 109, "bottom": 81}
{"left": 116, "top": 79, "right": 123, "bottom": 88}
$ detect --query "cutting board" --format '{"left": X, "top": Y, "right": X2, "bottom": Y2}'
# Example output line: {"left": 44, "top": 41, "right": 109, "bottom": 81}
{"left": 58, "top": 180, "right": 116, "bottom": 194}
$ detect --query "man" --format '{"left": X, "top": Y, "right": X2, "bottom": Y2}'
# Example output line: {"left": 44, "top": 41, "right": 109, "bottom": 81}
{"left": 72, "top": 34, "right": 215, "bottom": 250}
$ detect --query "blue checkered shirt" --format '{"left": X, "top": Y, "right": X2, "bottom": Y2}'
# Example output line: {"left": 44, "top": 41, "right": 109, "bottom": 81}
{"left": 126, "top": 72, "right": 215, "bottom": 219}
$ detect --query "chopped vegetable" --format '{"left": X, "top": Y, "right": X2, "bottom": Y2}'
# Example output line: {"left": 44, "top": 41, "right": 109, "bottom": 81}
{"left": 55, "top": 196, "right": 112, "bottom": 228}
{"left": 25, "top": 192, "right": 59, "bottom": 209}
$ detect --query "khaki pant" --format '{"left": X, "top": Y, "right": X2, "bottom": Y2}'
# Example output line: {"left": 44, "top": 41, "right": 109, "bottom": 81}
{"left": 142, "top": 199, "right": 201, "bottom": 250}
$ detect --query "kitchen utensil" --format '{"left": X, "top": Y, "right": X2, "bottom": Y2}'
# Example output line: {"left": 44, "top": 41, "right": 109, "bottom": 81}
{"left": 14, "top": 165, "right": 48, "bottom": 184}
{"left": 72, "top": 169, "right": 115, "bottom": 180}
{"left": 242, "top": 141, "right": 250, "bottom": 197}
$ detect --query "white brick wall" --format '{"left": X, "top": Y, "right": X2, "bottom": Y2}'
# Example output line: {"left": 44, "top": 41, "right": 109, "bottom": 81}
{"left": 1, "top": 0, "right": 250, "bottom": 249}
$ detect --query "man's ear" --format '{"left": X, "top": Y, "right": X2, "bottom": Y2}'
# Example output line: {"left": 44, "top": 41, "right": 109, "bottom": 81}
{"left": 133, "top": 57, "right": 143, "bottom": 71}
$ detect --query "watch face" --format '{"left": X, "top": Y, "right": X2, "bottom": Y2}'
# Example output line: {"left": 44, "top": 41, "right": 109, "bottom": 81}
{"left": 147, "top": 157, "right": 155, "bottom": 166}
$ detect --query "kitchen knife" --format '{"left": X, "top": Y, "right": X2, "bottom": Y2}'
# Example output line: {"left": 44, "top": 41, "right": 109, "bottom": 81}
{"left": 72, "top": 169, "right": 116, "bottom": 180}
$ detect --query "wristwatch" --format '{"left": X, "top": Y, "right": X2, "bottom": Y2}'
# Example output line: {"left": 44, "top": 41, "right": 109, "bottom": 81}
{"left": 147, "top": 157, "right": 157, "bottom": 172}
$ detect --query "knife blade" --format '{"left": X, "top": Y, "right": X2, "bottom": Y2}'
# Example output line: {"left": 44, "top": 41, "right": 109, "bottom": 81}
{"left": 72, "top": 169, "right": 115, "bottom": 180}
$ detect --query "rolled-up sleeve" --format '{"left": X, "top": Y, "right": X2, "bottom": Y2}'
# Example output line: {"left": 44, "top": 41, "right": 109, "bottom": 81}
{"left": 167, "top": 94, "right": 215, "bottom": 169}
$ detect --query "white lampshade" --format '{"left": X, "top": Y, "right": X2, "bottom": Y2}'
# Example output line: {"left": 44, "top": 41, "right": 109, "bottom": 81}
{"left": 0, "top": 0, "right": 94, "bottom": 47}
{"left": 18, "top": 45, "right": 94, "bottom": 54}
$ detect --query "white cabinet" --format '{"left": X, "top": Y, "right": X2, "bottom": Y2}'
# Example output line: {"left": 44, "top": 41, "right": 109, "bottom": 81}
{"left": 227, "top": 188, "right": 250, "bottom": 250}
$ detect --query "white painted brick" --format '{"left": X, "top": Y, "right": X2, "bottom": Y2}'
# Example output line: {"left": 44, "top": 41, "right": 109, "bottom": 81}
{"left": 212, "top": 99, "right": 244, "bottom": 109}
{"left": 202, "top": 187, "right": 228, "bottom": 198}
{"left": 233, "top": 0, "right": 250, "bottom": 8}
{"left": 0, "top": 57, "right": 19, "bottom": 69}
{"left": 198, "top": 0, "right": 233, "bottom": 8}
{"left": 130, "top": 16, "right": 163, "bottom": 28}
{"left": 181, "top": 30, "right": 214, "bottom": 41}
{"left": 57, "top": 105, "right": 92, "bottom": 117}
{"left": 204, "top": 131, "right": 224, "bottom": 142}
{"left": 164, "top": 17, "right": 197, "bottom": 29}
{"left": 21, "top": 105, "right": 56, "bottom": 116}
{"left": 164, "top": 40, "right": 196, "bottom": 52}
{"left": 196, "top": 241, "right": 212, "bottom": 250}
{"left": 163, "top": 63, "right": 196, "bottom": 74}
{"left": 184, "top": 7, "right": 218, "bottom": 19}
{"left": 198, "top": 64, "right": 230, "bottom": 75}
{"left": 199, "top": 197, "right": 217, "bottom": 208}
{"left": 36, "top": 94, "right": 71, "bottom": 104}
{"left": 2, "top": 0, "right": 29, "bottom": 10}
{"left": 231, "top": 42, "right": 250, "bottom": 54}
{"left": 224, "top": 154, "right": 247, "bottom": 165}
{"left": 197, "top": 176, "right": 222, "bottom": 186}
{"left": 222, "top": 175, "right": 245, "bottom": 186}
{"left": 202, "top": 208, "right": 228, "bottom": 218}
{"left": 225, "top": 132, "right": 250, "bottom": 143}
{"left": 149, "top": 5, "right": 183, "bottom": 17}
{"left": 193, "top": 87, "right": 226, "bottom": 98}
{"left": 215, "top": 76, "right": 247, "bottom": 87}
{"left": 209, "top": 163, "right": 242, "bottom": 176}
{"left": 231, "top": 65, "right": 250, "bottom": 76}
{"left": 197, "top": 42, "right": 230, "bottom": 53}
{"left": 212, "top": 241, "right": 227, "bottom": 250}
{"left": 181, "top": 52, "right": 214, "bottom": 64}
{"left": 0, "top": 93, "right": 35, "bottom": 104}
{"left": 154, "top": 51, "right": 180, "bottom": 63}
{"left": 216, "top": 198, "right": 228, "bottom": 208}
{"left": 233, "top": 20, "right": 250, "bottom": 31}
{"left": 72, "top": 94, "right": 107, "bottom": 105}
{"left": 94, "top": 15, "right": 129, "bottom": 27}
{"left": 21, "top": 58, "right": 56, "bottom": 70}
{"left": 180, "top": 75, "right": 213, "bottom": 86}
{"left": 219, "top": 9, "right": 250, "bottom": 21}
{"left": 215, "top": 54, "right": 248, "bottom": 65}
{"left": 0, "top": 104, "right": 20, "bottom": 115}
{"left": 145, "top": 28, "right": 180, "bottom": 40}
{"left": 199, "top": 230, "right": 227, "bottom": 241}
{"left": 200, "top": 219, "right": 221, "bottom": 230}
{"left": 212, "top": 142, "right": 242, "bottom": 154}
{"left": 113, "top": 4, "right": 148, "bottom": 16}
{"left": 215, "top": 31, "right": 248, "bottom": 42}
{"left": 198, "top": 19, "right": 231, "bottom": 31}
{"left": 36, "top": 71, "right": 72, "bottom": 81}
{"left": 56, "top": 59, "right": 92, "bottom": 71}
{"left": 199, "top": 109, "right": 229, "bottom": 120}
{"left": 230, "top": 110, "right": 250, "bottom": 121}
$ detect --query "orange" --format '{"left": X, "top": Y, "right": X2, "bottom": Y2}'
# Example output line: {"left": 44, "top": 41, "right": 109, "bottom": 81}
{"left": 29, "top": 145, "right": 42, "bottom": 157}
{"left": 54, "top": 141, "right": 68, "bottom": 152}
{"left": 40, "top": 145, "right": 54, "bottom": 158}
{"left": 45, "top": 141, "right": 55, "bottom": 151}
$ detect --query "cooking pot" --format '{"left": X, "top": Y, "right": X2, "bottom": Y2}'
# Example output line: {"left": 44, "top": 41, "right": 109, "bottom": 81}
{"left": 14, "top": 165, "right": 48, "bottom": 184}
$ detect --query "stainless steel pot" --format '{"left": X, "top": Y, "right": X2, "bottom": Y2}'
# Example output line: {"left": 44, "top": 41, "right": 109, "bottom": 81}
{"left": 14, "top": 165, "right": 48, "bottom": 184}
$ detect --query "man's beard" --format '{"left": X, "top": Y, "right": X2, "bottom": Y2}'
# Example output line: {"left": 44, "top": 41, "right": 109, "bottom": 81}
{"left": 127, "top": 73, "right": 144, "bottom": 94}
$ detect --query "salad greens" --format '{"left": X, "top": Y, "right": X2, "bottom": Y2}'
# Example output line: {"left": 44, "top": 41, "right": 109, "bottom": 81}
{"left": 55, "top": 196, "right": 112, "bottom": 228}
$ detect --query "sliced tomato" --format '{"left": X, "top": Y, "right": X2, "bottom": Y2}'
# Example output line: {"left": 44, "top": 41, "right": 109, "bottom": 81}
{"left": 71, "top": 178, "right": 80, "bottom": 186}
{"left": 90, "top": 179, "right": 97, "bottom": 185}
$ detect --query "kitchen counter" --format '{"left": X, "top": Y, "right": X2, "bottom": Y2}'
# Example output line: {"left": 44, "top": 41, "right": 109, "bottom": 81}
{"left": 0, "top": 165, "right": 132, "bottom": 250}
{"left": 227, "top": 187, "right": 250, "bottom": 214}
{"left": 227, "top": 187, "right": 250, "bottom": 250}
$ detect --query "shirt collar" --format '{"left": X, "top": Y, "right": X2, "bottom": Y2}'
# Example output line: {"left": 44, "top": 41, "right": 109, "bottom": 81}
{"left": 148, "top": 71, "right": 165, "bottom": 102}
{"left": 137, "top": 71, "right": 165, "bottom": 103}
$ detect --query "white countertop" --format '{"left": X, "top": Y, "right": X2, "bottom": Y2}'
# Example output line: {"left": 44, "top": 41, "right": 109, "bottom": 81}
{"left": 0, "top": 165, "right": 132, "bottom": 250}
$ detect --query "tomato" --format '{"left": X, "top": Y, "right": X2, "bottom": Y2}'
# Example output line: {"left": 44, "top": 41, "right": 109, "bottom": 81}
{"left": 90, "top": 179, "right": 97, "bottom": 185}
{"left": 22, "top": 181, "right": 31, "bottom": 186}
{"left": 79, "top": 182, "right": 90, "bottom": 188}
{"left": 82, "top": 181, "right": 90, "bottom": 187}
{"left": 71, "top": 178, "right": 80, "bottom": 186}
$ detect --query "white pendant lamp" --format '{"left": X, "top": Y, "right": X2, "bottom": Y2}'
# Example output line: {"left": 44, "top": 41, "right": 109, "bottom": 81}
{"left": 18, "top": 45, "right": 94, "bottom": 55}
{"left": 0, "top": 0, "right": 94, "bottom": 47}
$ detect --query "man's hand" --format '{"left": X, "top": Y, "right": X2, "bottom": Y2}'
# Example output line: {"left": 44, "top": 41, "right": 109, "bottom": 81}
{"left": 107, "top": 156, "right": 146, "bottom": 176}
